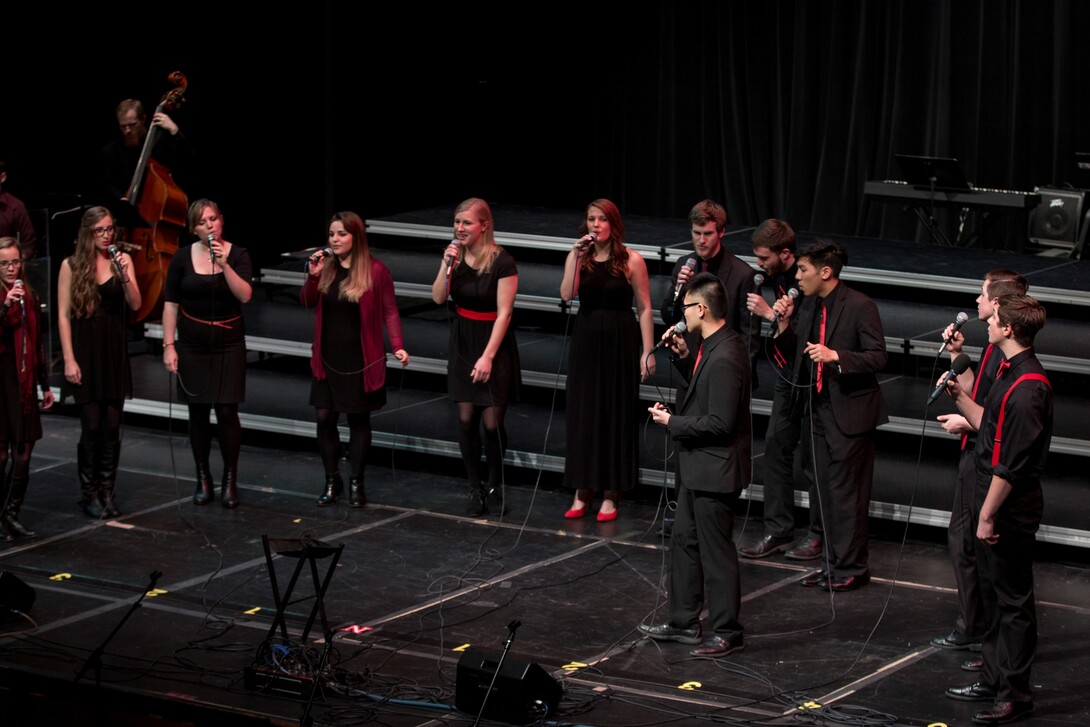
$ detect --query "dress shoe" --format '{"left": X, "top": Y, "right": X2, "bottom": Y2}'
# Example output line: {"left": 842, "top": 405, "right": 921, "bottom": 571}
{"left": 785, "top": 535, "right": 822, "bottom": 560}
{"left": 973, "top": 701, "right": 1033, "bottom": 724}
{"left": 690, "top": 634, "right": 744, "bottom": 658}
{"left": 826, "top": 573, "right": 870, "bottom": 591}
{"left": 945, "top": 682, "right": 997, "bottom": 702}
{"left": 740, "top": 534, "right": 793, "bottom": 559}
{"left": 962, "top": 658, "right": 983, "bottom": 672}
{"left": 564, "top": 504, "right": 586, "bottom": 519}
{"left": 596, "top": 509, "right": 618, "bottom": 522}
{"left": 637, "top": 623, "right": 701, "bottom": 645}
{"left": 800, "top": 571, "right": 828, "bottom": 587}
{"left": 931, "top": 631, "right": 976, "bottom": 650}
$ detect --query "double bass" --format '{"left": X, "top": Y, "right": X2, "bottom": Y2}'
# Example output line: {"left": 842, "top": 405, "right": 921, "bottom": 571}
{"left": 118, "top": 71, "right": 189, "bottom": 322}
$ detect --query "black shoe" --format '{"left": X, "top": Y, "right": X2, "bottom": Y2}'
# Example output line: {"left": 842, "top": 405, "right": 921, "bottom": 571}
{"left": 785, "top": 535, "right": 822, "bottom": 560}
{"left": 973, "top": 701, "right": 1033, "bottom": 724}
{"left": 690, "top": 634, "right": 744, "bottom": 658}
{"left": 486, "top": 486, "right": 508, "bottom": 515}
{"left": 946, "top": 682, "right": 997, "bottom": 702}
{"left": 221, "top": 467, "right": 240, "bottom": 509}
{"left": 0, "top": 521, "right": 12, "bottom": 543}
{"left": 348, "top": 477, "right": 366, "bottom": 508}
{"left": 932, "top": 631, "right": 975, "bottom": 650}
{"left": 637, "top": 623, "right": 701, "bottom": 645}
{"left": 826, "top": 573, "right": 870, "bottom": 591}
{"left": 740, "top": 534, "right": 793, "bottom": 559}
{"left": 465, "top": 488, "right": 488, "bottom": 517}
{"left": 800, "top": 571, "right": 828, "bottom": 587}
{"left": 318, "top": 473, "right": 342, "bottom": 506}
{"left": 961, "top": 658, "right": 983, "bottom": 672}
{"left": 193, "top": 466, "right": 214, "bottom": 506}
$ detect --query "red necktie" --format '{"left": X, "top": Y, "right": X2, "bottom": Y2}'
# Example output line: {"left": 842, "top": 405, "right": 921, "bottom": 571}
{"left": 693, "top": 343, "right": 704, "bottom": 373}
{"left": 816, "top": 302, "right": 827, "bottom": 393}
{"left": 995, "top": 359, "right": 1010, "bottom": 379}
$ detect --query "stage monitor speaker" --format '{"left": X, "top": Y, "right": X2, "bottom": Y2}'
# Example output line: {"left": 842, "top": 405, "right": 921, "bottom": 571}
{"left": 455, "top": 648, "right": 563, "bottom": 725}
{"left": 0, "top": 572, "right": 35, "bottom": 614}
{"left": 1028, "top": 188, "right": 1084, "bottom": 250}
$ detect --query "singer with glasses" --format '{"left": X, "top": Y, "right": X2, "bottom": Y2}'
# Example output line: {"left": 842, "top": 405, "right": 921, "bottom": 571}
{"left": 560, "top": 199, "right": 655, "bottom": 522}
{"left": 302, "top": 211, "right": 409, "bottom": 507}
{"left": 57, "top": 207, "right": 141, "bottom": 518}
{"left": 431, "top": 198, "right": 520, "bottom": 517}
{"left": 0, "top": 237, "right": 54, "bottom": 539}
{"left": 162, "top": 199, "right": 252, "bottom": 508}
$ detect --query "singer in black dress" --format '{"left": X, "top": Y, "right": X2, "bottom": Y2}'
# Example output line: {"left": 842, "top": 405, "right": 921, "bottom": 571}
{"left": 0, "top": 237, "right": 54, "bottom": 540}
{"left": 302, "top": 211, "right": 409, "bottom": 507}
{"left": 57, "top": 207, "right": 141, "bottom": 519}
{"left": 559, "top": 199, "right": 656, "bottom": 522}
{"left": 432, "top": 198, "right": 520, "bottom": 516}
{"left": 162, "top": 199, "right": 252, "bottom": 508}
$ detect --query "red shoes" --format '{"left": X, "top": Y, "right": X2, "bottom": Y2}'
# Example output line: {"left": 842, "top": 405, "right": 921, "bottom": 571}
{"left": 596, "top": 509, "right": 618, "bottom": 522}
{"left": 564, "top": 504, "right": 587, "bottom": 519}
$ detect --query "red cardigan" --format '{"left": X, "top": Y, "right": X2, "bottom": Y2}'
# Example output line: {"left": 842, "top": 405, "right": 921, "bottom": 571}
{"left": 301, "top": 258, "right": 404, "bottom": 393}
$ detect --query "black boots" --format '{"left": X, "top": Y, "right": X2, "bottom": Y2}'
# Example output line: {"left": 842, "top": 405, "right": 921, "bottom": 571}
{"left": 2, "top": 477, "right": 36, "bottom": 539}
{"left": 77, "top": 440, "right": 103, "bottom": 518}
{"left": 193, "top": 464, "right": 214, "bottom": 505}
{"left": 221, "top": 466, "right": 239, "bottom": 509}
{"left": 318, "top": 473, "right": 342, "bottom": 506}
{"left": 97, "top": 440, "right": 121, "bottom": 518}
{"left": 465, "top": 485, "right": 489, "bottom": 517}
{"left": 348, "top": 476, "right": 366, "bottom": 508}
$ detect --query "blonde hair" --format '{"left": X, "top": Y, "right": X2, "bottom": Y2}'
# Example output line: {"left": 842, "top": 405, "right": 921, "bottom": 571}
{"left": 454, "top": 198, "right": 501, "bottom": 274}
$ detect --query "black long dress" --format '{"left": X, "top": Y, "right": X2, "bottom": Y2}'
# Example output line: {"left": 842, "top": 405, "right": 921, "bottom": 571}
{"left": 165, "top": 244, "right": 252, "bottom": 404}
{"left": 61, "top": 275, "right": 132, "bottom": 403}
{"left": 562, "top": 259, "right": 640, "bottom": 494}
{"left": 447, "top": 249, "right": 521, "bottom": 406}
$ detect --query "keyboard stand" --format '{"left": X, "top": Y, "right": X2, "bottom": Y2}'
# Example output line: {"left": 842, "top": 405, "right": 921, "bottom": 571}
{"left": 261, "top": 535, "right": 344, "bottom": 644}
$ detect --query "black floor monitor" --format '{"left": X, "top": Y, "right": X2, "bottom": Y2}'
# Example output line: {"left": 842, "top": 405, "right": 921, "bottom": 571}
{"left": 895, "top": 154, "right": 973, "bottom": 191}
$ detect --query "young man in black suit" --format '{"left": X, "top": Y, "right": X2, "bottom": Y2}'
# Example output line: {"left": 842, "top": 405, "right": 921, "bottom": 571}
{"left": 640, "top": 273, "right": 750, "bottom": 657}
{"left": 771, "top": 240, "right": 888, "bottom": 591}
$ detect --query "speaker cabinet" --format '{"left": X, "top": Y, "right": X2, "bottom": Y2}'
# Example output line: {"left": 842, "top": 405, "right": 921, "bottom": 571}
{"left": 0, "top": 572, "right": 35, "bottom": 614}
{"left": 455, "top": 648, "right": 563, "bottom": 725}
{"left": 1029, "top": 188, "right": 1085, "bottom": 250}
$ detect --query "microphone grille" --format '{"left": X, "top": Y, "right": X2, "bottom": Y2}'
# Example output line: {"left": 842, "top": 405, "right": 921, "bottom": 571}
{"left": 675, "top": 320, "right": 687, "bottom": 334}
{"left": 788, "top": 288, "right": 799, "bottom": 299}
{"left": 955, "top": 311, "right": 969, "bottom": 324}
{"left": 754, "top": 273, "right": 765, "bottom": 286}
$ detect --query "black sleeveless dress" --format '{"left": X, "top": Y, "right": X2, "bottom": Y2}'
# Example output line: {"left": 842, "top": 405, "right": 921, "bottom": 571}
{"left": 62, "top": 275, "right": 132, "bottom": 403}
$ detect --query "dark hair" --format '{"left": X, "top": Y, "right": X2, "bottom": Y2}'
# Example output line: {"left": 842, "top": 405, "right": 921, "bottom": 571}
{"left": 579, "top": 199, "right": 630, "bottom": 279}
{"left": 319, "top": 211, "right": 373, "bottom": 301}
{"left": 685, "top": 271, "right": 728, "bottom": 319}
{"left": 995, "top": 293, "right": 1045, "bottom": 347}
{"left": 985, "top": 269, "right": 1028, "bottom": 298}
{"left": 688, "top": 199, "right": 728, "bottom": 232}
{"left": 751, "top": 219, "right": 796, "bottom": 254}
{"left": 798, "top": 239, "right": 847, "bottom": 277}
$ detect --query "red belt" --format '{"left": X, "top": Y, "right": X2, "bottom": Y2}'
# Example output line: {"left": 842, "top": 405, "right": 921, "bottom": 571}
{"left": 456, "top": 306, "right": 498, "bottom": 322}
{"left": 182, "top": 308, "right": 242, "bottom": 329}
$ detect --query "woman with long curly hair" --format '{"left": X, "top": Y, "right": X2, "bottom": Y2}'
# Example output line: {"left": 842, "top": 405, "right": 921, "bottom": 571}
{"left": 57, "top": 207, "right": 141, "bottom": 517}
{"left": 302, "top": 211, "right": 408, "bottom": 507}
{"left": 559, "top": 199, "right": 655, "bottom": 522}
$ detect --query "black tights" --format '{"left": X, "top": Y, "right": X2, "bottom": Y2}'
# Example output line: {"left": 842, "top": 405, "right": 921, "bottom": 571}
{"left": 456, "top": 403, "right": 506, "bottom": 490}
{"left": 0, "top": 441, "right": 35, "bottom": 481}
{"left": 315, "top": 408, "right": 371, "bottom": 478}
{"left": 79, "top": 399, "right": 123, "bottom": 448}
{"left": 189, "top": 404, "right": 241, "bottom": 470}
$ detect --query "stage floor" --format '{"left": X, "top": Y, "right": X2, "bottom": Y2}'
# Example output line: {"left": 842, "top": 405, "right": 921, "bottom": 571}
{"left": 1, "top": 416, "right": 1088, "bottom": 726}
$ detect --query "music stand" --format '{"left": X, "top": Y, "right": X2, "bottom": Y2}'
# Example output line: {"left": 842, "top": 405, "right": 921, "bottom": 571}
{"left": 261, "top": 535, "right": 344, "bottom": 645}
{"left": 896, "top": 154, "right": 973, "bottom": 191}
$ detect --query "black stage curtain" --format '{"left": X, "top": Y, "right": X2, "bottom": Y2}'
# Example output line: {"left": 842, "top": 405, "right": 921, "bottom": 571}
{"left": 587, "top": 0, "right": 1090, "bottom": 247}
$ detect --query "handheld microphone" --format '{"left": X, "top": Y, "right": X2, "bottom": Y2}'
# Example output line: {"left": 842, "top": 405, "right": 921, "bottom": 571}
{"left": 939, "top": 311, "right": 970, "bottom": 353}
{"left": 770, "top": 288, "right": 799, "bottom": 324}
{"left": 106, "top": 244, "right": 128, "bottom": 282}
{"left": 305, "top": 247, "right": 333, "bottom": 270}
{"left": 753, "top": 273, "right": 765, "bottom": 288}
{"left": 445, "top": 239, "right": 461, "bottom": 276}
{"left": 208, "top": 234, "right": 216, "bottom": 265}
{"left": 654, "top": 320, "right": 687, "bottom": 350}
{"left": 576, "top": 232, "right": 597, "bottom": 254}
{"left": 673, "top": 257, "right": 697, "bottom": 301}
{"left": 928, "top": 353, "right": 972, "bottom": 405}
{"left": 14, "top": 279, "right": 24, "bottom": 315}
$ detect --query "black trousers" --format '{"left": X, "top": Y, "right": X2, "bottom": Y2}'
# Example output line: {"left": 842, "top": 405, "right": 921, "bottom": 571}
{"left": 974, "top": 471, "right": 1041, "bottom": 703}
{"left": 802, "top": 399, "right": 874, "bottom": 578}
{"left": 669, "top": 485, "right": 743, "bottom": 639}
{"left": 762, "top": 381, "right": 821, "bottom": 538}
{"left": 947, "top": 446, "right": 987, "bottom": 640}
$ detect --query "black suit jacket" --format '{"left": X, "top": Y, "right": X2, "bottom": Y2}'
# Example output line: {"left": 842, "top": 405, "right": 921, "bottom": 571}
{"left": 777, "top": 282, "right": 889, "bottom": 436}
{"left": 668, "top": 326, "right": 752, "bottom": 493}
